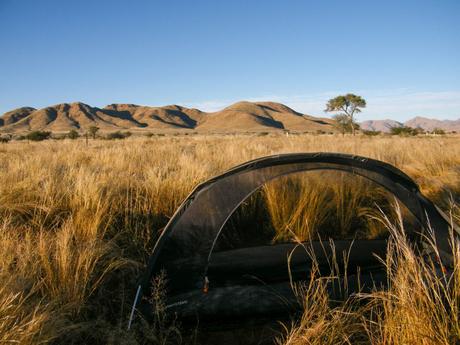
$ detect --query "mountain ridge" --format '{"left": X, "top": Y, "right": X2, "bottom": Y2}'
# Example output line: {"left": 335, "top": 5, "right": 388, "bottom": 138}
{"left": 1, "top": 102, "right": 458, "bottom": 133}
{"left": 0, "top": 101, "right": 335, "bottom": 133}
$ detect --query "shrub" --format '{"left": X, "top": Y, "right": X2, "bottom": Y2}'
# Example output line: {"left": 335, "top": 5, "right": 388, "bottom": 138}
{"left": 67, "top": 130, "right": 80, "bottom": 139}
{"left": 362, "top": 130, "right": 381, "bottom": 136}
{"left": 0, "top": 136, "right": 10, "bottom": 143}
{"left": 389, "top": 126, "right": 420, "bottom": 136}
{"left": 105, "top": 131, "right": 131, "bottom": 140}
{"left": 432, "top": 128, "right": 446, "bottom": 135}
{"left": 25, "top": 131, "right": 51, "bottom": 141}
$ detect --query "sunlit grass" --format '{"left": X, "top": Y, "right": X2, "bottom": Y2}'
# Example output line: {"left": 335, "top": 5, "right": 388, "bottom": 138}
{"left": 0, "top": 134, "right": 458, "bottom": 344}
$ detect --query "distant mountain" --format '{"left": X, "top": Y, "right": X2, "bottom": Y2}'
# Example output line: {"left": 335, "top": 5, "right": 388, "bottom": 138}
{"left": 360, "top": 119, "right": 403, "bottom": 132}
{"left": 404, "top": 116, "right": 460, "bottom": 132}
{"left": 0, "top": 101, "right": 335, "bottom": 133}
{"left": 361, "top": 116, "right": 460, "bottom": 133}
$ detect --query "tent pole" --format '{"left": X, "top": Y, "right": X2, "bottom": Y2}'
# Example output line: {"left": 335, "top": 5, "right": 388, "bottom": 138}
{"left": 128, "top": 285, "right": 142, "bottom": 330}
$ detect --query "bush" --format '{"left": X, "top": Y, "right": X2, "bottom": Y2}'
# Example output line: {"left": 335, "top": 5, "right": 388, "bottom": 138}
{"left": 105, "top": 131, "right": 131, "bottom": 140}
{"left": 0, "top": 136, "right": 10, "bottom": 143}
{"left": 389, "top": 126, "right": 421, "bottom": 136}
{"left": 67, "top": 130, "right": 80, "bottom": 139}
{"left": 362, "top": 130, "right": 381, "bottom": 136}
{"left": 432, "top": 128, "right": 445, "bottom": 135}
{"left": 25, "top": 131, "right": 51, "bottom": 141}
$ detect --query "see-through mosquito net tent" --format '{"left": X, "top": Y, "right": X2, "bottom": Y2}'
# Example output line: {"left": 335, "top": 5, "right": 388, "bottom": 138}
{"left": 129, "top": 153, "right": 458, "bottom": 327}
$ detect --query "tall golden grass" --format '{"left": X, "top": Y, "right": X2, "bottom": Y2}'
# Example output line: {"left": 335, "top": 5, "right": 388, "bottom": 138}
{"left": 278, "top": 208, "right": 460, "bottom": 345}
{"left": 264, "top": 173, "right": 399, "bottom": 242}
{"left": 0, "top": 134, "right": 459, "bottom": 344}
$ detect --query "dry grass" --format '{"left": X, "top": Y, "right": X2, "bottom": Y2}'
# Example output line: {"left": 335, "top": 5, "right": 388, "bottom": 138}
{"left": 0, "top": 133, "right": 459, "bottom": 344}
{"left": 264, "top": 173, "right": 398, "bottom": 242}
{"left": 278, "top": 210, "right": 460, "bottom": 345}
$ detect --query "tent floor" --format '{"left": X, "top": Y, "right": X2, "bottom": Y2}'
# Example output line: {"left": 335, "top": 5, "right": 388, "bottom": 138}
{"left": 159, "top": 240, "right": 389, "bottom": 321}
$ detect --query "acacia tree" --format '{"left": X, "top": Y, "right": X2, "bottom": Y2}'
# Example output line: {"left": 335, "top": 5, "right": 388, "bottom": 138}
{"left": 325, "top": 94, "right": 366, "bottom": 136}
{"left": 88, "top": 126, "right": 99, "bottom": 139}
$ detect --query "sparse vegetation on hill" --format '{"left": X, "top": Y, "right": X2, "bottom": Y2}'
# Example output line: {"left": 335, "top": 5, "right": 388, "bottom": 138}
{"left": 0, "top": 134, "right": 459, "bottom": 344}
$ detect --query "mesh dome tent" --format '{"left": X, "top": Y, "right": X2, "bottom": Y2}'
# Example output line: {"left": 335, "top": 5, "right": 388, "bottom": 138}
{"left": 129, "top": 153, "right": 459, "bottom": 328}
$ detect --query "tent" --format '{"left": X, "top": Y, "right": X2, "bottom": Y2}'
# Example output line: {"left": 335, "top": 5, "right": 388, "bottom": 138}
{"left": 128, "top": 153, "right": 458, "bottom": 327}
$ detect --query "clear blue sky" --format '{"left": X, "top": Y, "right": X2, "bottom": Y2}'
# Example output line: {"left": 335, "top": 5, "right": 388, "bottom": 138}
{"left": 1, "top": 0, "right": 459, "bottom": 121}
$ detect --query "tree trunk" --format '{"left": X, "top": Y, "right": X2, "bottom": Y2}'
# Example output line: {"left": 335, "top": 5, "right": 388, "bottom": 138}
{"left": 350, "top": 114, "right": 355, "bottom": 136}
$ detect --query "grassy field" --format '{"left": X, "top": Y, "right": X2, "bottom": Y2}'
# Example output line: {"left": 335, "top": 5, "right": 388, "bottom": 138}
{"left": 0, "top": 134, "right": 459, "bottom": 344}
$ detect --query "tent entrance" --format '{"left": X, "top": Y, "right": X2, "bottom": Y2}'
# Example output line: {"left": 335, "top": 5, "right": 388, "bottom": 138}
{"left": 203, "top": 171, "right": 420, "bottom": 293}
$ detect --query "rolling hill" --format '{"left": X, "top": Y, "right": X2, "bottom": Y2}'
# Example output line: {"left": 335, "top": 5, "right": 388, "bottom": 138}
{"left": 0, "top": 101, "right": 335, "bottom": 134}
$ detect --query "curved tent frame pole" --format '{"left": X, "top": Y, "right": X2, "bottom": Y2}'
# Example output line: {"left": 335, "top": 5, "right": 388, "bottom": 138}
{"left": 128, "top": 153, "right": 459, "bottom": 329}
